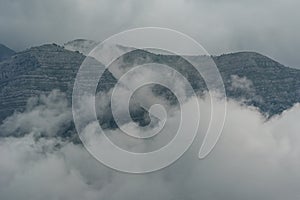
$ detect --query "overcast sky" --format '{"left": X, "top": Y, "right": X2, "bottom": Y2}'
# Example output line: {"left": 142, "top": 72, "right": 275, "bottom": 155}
{"left": 0, "top": 0, "right": 299, "bottom": 68}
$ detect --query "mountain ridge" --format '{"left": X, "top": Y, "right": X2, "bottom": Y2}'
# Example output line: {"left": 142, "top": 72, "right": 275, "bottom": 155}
{"left": 1, "top": 43, "right": 299, "bottom": 133}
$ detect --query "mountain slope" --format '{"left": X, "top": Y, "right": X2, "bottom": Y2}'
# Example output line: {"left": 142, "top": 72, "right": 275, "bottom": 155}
{"left": 0, "top": 44, "right": 15, "bottom": 62}
{"left": 215, "top": 52, "right": 300, "bottom": 115}
{"left": 0, "top": 44, "right": 91, "bottom": 123}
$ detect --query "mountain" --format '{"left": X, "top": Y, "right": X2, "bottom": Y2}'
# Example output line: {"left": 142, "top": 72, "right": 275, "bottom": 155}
{"left": 1, "top": 43, "right": 300, "bottom": 137}
{"left": 0, "top": 44, "right": 15, "bottom": 62}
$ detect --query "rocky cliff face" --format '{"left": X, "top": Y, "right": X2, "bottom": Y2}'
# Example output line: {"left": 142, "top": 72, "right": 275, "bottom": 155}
{"left": 1, "top": 43, "right": 300, "bottom": 128}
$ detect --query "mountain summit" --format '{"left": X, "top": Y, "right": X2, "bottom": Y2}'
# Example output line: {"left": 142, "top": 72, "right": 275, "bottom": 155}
{"left": 64, "top": 39, "right": 99, "bottom": 55}
{"left": 0, "top": 44, "right": 15, "bottom": 62}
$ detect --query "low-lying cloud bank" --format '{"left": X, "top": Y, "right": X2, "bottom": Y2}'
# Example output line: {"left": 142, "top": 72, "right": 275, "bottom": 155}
{"left": 0, "top": 90, "right": 300, "bottom": 200}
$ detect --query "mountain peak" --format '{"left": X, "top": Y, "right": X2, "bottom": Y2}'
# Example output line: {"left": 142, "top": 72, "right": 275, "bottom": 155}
{"left": 28, "top": 43, "right": 65, "bottom": 52}
{"left": 0, "top": 43, "right": 15, "bottom": 62}
{"left": 214, "top": 51, "right": 284, "bottom": 69}
{"left": 64, "top": 39, "right": 99, "bottom": 55}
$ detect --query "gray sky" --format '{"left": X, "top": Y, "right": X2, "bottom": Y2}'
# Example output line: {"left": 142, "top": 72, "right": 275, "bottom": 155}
{"left": 0, "top": 0, "right": 299, "bottom": 68}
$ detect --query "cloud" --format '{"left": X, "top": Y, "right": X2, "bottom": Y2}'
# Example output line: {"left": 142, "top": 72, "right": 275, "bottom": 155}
{"left": 0, "top": 0, "right": 300, "bottom": 68}
{"left": 0, "top": 90, "right": 73, "bottom": 138}
{"left": 230, "top": 74, "right": 254, "bottom": 92}
{"left": 0, "top": 89, "right": 300, "bottom": 199}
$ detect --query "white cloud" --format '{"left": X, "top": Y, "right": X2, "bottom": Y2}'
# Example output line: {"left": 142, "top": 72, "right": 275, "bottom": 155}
{"left": 0, "top": 90, "right": 300, "bottom": 199}
{"left": 0, "top": 90, "right": 72, "bottom": 138}
{"left": 230, "top": 75, "right": 254, "bottom": 92}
